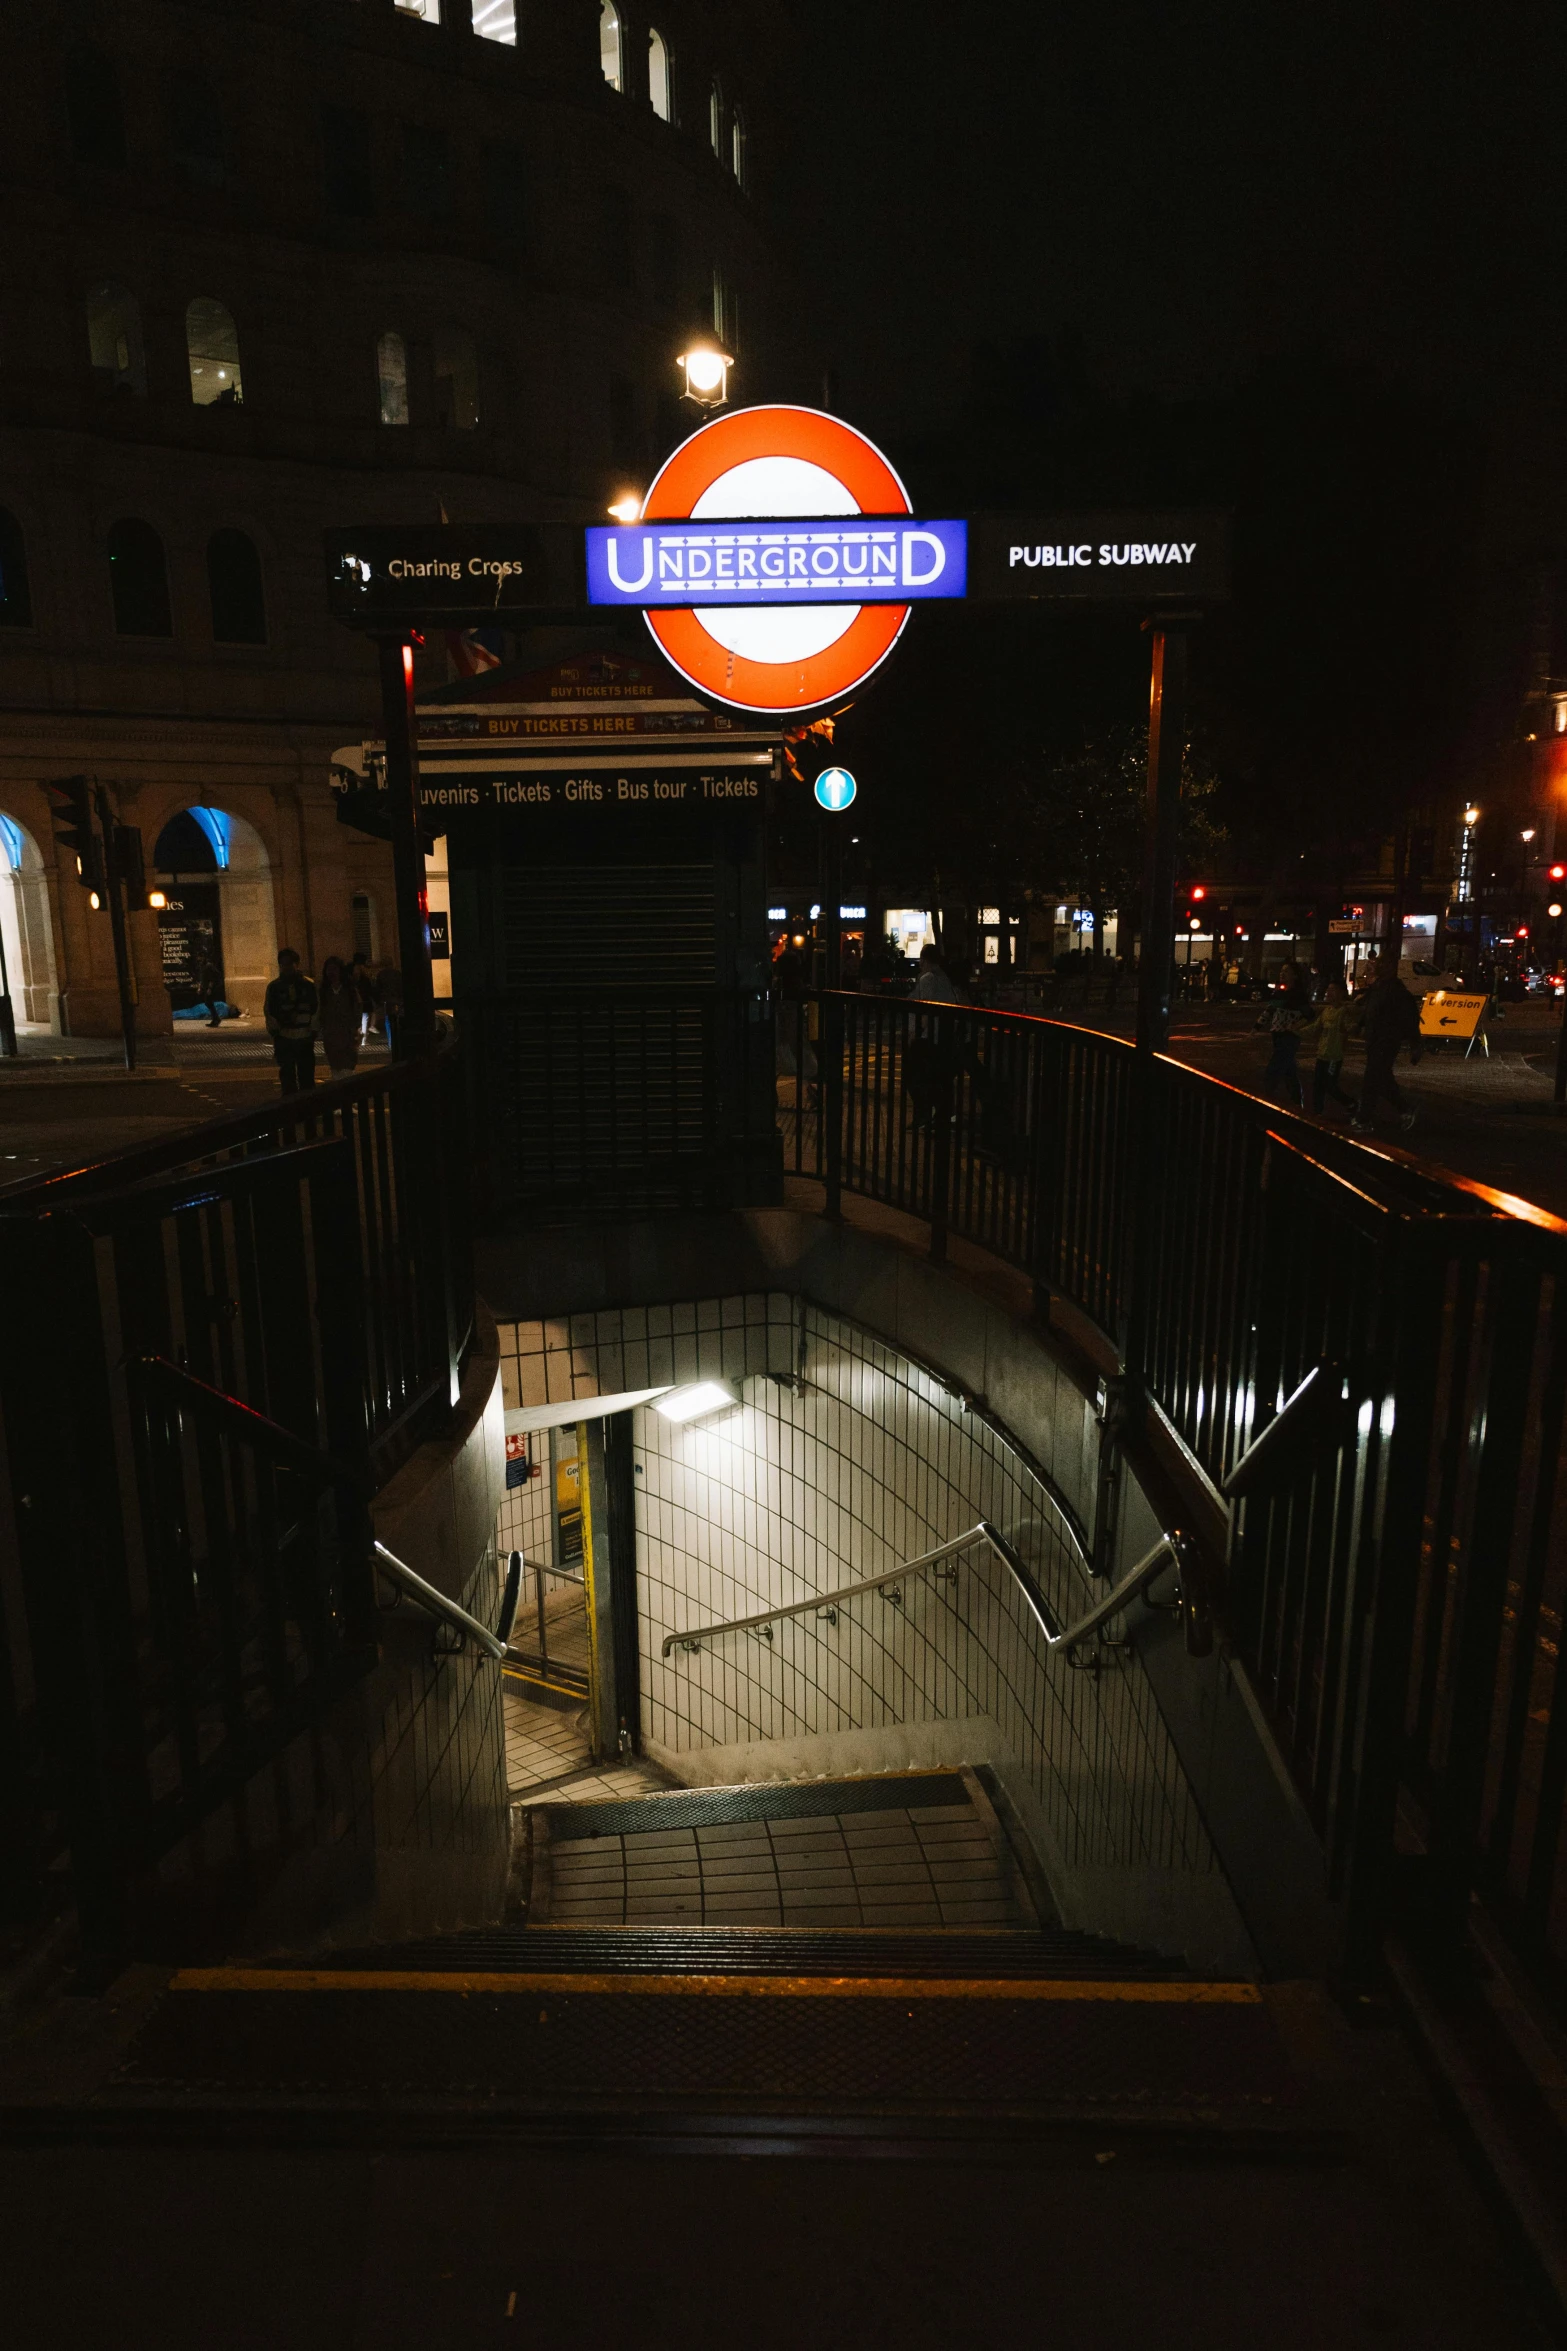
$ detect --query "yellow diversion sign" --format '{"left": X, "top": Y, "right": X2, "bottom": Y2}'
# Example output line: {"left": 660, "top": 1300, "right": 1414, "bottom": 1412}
{"left": 1418, "top": 991, "right": 1488, "bottom": 1040}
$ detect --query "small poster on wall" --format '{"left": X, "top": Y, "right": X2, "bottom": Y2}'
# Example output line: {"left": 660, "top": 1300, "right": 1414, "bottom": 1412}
{"left": 505, "top": 1432, "right": 534, "bottom": 1491}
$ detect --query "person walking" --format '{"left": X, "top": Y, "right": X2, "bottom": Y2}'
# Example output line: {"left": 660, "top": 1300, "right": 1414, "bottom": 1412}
{"left": 318, "top": 955, "right": 361, "bottom": 1078}
{"left": 374, "top": 956, "right": 404, "bottom": 1057}
{"left": 1255, "top": 960, "right": 1310, "bottom": 1109}
{"left": 349, "top": 950, "right": 378, "bottom": 1042}
{"left": 913, "top": 942, "right": 960, "bottom": 1004}
{"left": 1301, "top": 979, "right": 1357, "bottom": 1117}
{"left": 263, "top": 947, "right": 319, "bottom": 1093}
{"left": 1351, "top": 962, "right": 1421, "bottom": 1132}
{"left": 195, "top": 950, "right": 223, "bottom": 1028}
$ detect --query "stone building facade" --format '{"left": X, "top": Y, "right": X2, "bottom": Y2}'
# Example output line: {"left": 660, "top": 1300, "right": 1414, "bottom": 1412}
{"left": 0, "top": 0, "right": 802, "bottom": 1034}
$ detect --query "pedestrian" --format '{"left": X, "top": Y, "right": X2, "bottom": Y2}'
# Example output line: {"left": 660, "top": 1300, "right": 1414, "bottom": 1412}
{"left": 195, "top": 950, "right": 223, "bottom": 1028}
{"left": 913, "top": 942, "right": 960, "bottom": 1004}
{"left": 263, "top": 947, "right": 319, "bottom": 1093}
{"left": 349, "top": 950, "right": 378, "bottom": 1040}
{"left": 374, "top": 956, "right": 404, "bottom": 1056}
{"left": 318, "top": 955, "right": 361, "bottom": 1078}
{"left": 1301, "top": 979, "right": 1356, "bottom": 1117}
{"left": 1350, "top": 962, "right": 1421, "bottom": 1132}
{"left": 1255, "top": 959, "right": 1310, "bottom": 1109}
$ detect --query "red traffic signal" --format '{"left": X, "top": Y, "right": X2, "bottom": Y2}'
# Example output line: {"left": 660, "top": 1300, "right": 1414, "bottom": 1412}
{"left": 1190, "top": 885, "right": 1206, "bottom": 901}
{"left": 1549, "top": 863, "right": 1566, "bottom": 884}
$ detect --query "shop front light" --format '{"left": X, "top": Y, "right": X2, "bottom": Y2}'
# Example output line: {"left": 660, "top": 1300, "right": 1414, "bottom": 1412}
{"left": 654, "top": 1379, "right": 740, "bottom": 1424}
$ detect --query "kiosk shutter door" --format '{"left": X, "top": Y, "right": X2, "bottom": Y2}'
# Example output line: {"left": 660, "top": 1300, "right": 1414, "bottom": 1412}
{"left": 501, "top": 864, "right": 715, "bottom": 987}
{"left": 494, "top": 863, "right": 722, "bottom": 1208}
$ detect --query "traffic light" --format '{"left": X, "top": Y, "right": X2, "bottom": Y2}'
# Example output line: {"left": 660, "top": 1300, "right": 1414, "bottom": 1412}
{"left": 113, "top": 823, "right": 149, "bottom": 911}
{"left": 1550, "top": 863, "right": 1565, "bottom": 885}
{"left": 43, "top": 774, "right": 103, "bottom": 890}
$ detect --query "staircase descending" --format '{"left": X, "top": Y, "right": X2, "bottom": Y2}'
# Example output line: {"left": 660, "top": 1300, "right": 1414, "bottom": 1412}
{"left": 102, "top": 1770, "right": 1316, "bottom": 2150}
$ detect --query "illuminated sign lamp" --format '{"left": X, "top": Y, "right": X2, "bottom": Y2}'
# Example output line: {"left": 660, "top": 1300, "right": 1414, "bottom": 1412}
{"left": 588, "top": 405, "right": 966, "bottom": 714}
{"left": 814, "top": 767, "right": 857, "bottom": 811}
{"left": 839, "top": 904, "right": 867, "bottom": 919}
{"left": 678, "top": 345, "right": 732, "bottom": 408}
{"left": 767, "top": 905, "right": 787, "bottom": 920}
{"left": 653, "top": 1379, "right": 740, "bottom": 1424}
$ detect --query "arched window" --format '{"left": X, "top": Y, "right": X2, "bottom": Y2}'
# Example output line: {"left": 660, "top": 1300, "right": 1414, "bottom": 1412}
{"left": 472, "top": 0, "right": 516, "bottom": 42}
{"left": 599, "top": 2, "right": 622, "bottom": 91}
{"left": 0, "top": 510, "right": 34, "bottom": 629}
{"left": 207, "top": 529, "right": 267, "bottom": 645}
{"left": 648, "top": 28, "right": 672, "bottom": 121}
{"left": 433, "top": 326, "right": 479, "bottom": 429}
{"left": 186, "top": 298, "right": 243, "bottom": 406}
{"left": 377, "top": 332, "right": 410, "bottom": 425}
{"left": 107, "top": 519, "right": 172, "bottom": 637}
{"left": 709, "top": 79, "right": 724, "bottom": 158}
{"left": 731, "top": 105, "right": 746, "bottom": 186}
{"left": 86, "top": 284, "right": 146, "bottom": 396}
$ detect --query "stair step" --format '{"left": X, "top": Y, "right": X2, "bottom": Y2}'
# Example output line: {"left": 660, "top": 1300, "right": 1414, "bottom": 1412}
{"left": 531, "top": 1771, "right": 971, "bottom": 1840}
{"left": 303, "top": 1926, "right": 1185, "bottom": 1980}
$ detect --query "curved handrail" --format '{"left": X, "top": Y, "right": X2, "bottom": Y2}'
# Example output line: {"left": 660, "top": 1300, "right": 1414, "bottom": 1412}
{"left": 373, "top": 1539, "right": 517, "bottom": 1661}
{"left": 661, "top": 1520, "right": 1189, "bottom": 1659}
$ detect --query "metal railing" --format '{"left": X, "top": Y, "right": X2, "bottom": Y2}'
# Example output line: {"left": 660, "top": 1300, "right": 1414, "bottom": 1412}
{"left": 0, "top": 1045, "right": 477, "bottom": 1952}
{"left": 373, "top": 1541, "right": 520, "bottom": 1661}
{"left": 662, "top": 1521, "right": 1189, "bottom": 1661}
{"left": 778, "top": 988, "right": 1567, "bottom": 2002}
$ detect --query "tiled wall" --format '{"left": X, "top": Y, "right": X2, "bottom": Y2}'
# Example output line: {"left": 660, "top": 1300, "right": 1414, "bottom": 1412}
{"left": 495, "top": 1296, "right": 1216, "bottom": 1883}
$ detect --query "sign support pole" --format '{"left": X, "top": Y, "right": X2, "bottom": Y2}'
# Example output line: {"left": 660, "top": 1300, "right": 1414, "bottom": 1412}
{"left": 93, "top": 782, "right": 138, "bottom": 1074}
{"left": 376, "top": 637, "right": 436, "bottom": 1060}
{"left": 1122, "top": 622, "right": 1188, "bottom": 1427}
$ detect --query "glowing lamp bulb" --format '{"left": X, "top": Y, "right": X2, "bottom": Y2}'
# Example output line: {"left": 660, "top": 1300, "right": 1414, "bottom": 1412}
{"left": 607, "top": 494, "right": 642, "bottom": 523}
{"left": 1550, "top": 902, "right": 1563, "bottom": 919}
{"left": 684, "top": 349, "right": 727, "bottom": 393}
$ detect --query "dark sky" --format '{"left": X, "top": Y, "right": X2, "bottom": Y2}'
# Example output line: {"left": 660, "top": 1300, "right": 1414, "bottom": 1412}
{"left": 783, "top": 3, "right": 1567, "bottom": 455}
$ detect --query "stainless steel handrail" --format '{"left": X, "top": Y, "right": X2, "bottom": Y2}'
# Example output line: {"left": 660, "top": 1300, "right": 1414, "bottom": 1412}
{"left": 661, "top": 1521, "right": 1189, "bottom": 1659}
{"left": 373, "top": 1540, "right": 518, "bottom": 1661}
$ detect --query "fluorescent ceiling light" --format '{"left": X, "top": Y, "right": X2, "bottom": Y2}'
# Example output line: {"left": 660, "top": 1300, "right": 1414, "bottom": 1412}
{"left": 654, "top": 1379, "right": 739, "bottom": 1424}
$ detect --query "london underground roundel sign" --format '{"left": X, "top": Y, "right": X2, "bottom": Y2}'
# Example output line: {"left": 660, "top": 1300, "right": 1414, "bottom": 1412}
{"left": 624, "top": 407, "right": 923, "bottom": 714}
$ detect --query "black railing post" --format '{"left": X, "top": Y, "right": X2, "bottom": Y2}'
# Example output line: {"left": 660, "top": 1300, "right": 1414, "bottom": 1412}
{"left": 928, "top": 1009, "right": 953, "bottom": 1263}
{"left": 376, "top": 635, "right": 436, "bottom": 1060}
{"left": 1122, "top": 621, "right": 1187, "bottom": 1423}
{"left": 823, "top": 990, "right": 844, "bottom": 1219}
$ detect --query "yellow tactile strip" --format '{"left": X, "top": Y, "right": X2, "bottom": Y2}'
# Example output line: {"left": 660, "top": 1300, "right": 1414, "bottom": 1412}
{"left": 172, "top": 1968, "right": 1261, "bottom": 2003}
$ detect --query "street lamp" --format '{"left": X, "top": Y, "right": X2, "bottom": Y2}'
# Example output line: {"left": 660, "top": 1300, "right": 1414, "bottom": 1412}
{"left": 678, "top": 343, "right": 733, "bottom": 408}
{"left": 606, "top": 492, "right": 642, "bottom": 522}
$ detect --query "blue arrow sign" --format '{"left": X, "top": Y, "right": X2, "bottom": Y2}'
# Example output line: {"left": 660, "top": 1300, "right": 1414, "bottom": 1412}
{"left": 814, "top": 768, "right": 857, "bottom": 812}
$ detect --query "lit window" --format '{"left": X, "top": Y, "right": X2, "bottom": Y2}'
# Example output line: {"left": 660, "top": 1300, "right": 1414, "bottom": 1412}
{"left": 434, "top": 326, "right": 479, "bottom": 429}
{"left": 186, "top": 297, "right": 243, "bottom": 407}
{"left": 0, "top": 511, "right": 33, "bottom": 630}
{"left": 709, "top": 78, "right": 724, "bottom": 157}
{"left": 207, "top": 530, "right": 266, "bottom": 645}
{"left": 730, "top": 104, "right": 746, "bottom": 186}
{"left": 377, "top": 332, "right": 410, "bottom": 425}
{"left": 396, "top": 0, "right": 440, "bottom": 20}
{"left": 648, "top": 28, "right": 672, "bottom": 120}
{"left": 86, "top": 284, "right": 146, "bottom": 396}
{"left": 600, "top": 2, "right": 623, "bottom": 90}
{"left": 107, "top": 519, "right": 172, "bottom": 637}
{"left": 472, "top": 0, "right": 516, "bottom": 43}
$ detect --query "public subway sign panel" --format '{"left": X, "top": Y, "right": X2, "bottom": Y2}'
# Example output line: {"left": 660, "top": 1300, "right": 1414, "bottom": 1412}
{"left": 968, "top": 513, "right": 1231, "bottom": 602}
